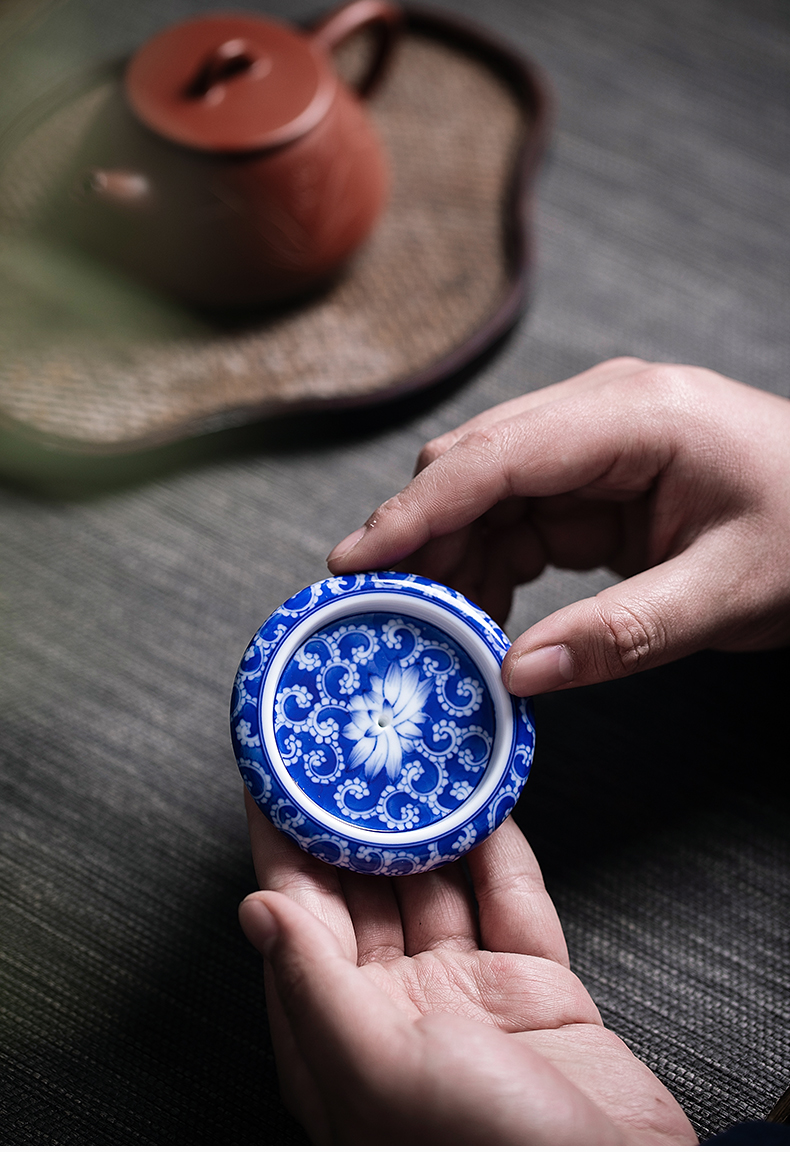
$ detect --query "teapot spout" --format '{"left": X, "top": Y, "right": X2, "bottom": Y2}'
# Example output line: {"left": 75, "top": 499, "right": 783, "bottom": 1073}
{"left": 81, "top": 169, "right": 152, "bottom": 206}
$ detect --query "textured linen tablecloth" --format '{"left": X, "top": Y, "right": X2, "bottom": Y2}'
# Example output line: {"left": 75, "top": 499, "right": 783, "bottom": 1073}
{"left": 1, "top": 0, "right": 789, "bottom": 1143}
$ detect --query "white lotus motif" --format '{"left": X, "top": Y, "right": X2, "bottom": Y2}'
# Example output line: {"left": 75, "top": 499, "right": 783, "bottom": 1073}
{"left": 343, "top": 662, "right": 432, "bottom": 782}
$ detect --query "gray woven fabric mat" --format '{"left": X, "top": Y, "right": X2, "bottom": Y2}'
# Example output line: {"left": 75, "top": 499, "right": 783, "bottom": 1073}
{"left": 1, "top": 0, "right": 789, "bottom": 1144}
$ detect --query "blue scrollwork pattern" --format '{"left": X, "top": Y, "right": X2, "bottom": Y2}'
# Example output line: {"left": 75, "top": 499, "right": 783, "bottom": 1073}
{"left": 230, "top": 571, "right": 535, "bottom": 875}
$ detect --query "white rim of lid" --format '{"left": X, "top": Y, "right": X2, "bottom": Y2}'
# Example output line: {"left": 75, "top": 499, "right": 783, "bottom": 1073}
{"left": 258, "top": 589, "right": 515, "bottom": 845}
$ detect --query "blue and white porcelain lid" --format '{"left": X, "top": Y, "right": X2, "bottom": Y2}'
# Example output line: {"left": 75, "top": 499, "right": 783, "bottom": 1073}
{"left": 230, "top": 571, "right": 535, "bottom": 876}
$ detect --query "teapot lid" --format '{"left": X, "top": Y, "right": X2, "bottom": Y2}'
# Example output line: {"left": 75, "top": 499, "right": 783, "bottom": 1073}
{"left": 125, "top": 14, "right": 337, "bottom": 152}
{"left": 230, "top": 570, "right": 536, "bottom": 876}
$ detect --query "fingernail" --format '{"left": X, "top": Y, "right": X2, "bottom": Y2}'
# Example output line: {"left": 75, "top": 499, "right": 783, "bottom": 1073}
{"left": 326, "top": 525, "right": 367, "bottom": 567}
{"left": 507, "top": 645, "right": 574, "bottom": 695}
{"left": 239, "top": 896, "right": 279, "bottom": 957}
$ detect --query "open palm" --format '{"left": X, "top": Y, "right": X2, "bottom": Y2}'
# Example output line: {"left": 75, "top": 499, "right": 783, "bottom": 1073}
{"left": 240, "top": 796, "right": 697, "bottom": 1145}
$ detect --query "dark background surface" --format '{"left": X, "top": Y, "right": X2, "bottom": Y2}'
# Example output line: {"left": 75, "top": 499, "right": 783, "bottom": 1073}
{"left": 1, "top": 0, "right": 789, "bottom": 1142}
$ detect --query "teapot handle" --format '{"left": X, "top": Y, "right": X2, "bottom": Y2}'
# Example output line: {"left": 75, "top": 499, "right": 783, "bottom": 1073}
{"left": 309, "top": 0, "right": 402, "bottom": 98}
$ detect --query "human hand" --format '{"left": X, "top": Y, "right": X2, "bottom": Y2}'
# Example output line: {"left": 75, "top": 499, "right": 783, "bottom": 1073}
{"left": 326, "top": 358, "right": 790, "bottom": 695}
{"left": 239, "top": 795, "right": 697, "bottom": 1144}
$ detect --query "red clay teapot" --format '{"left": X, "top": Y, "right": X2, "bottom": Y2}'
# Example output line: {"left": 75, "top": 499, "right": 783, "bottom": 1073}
{"left": 51, "top": 1, "right": 400, "bottom": 309}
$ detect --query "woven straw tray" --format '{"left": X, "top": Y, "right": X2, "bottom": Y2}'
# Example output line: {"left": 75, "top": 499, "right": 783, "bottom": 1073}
{"left": 0, "top": 5, "right": 550, "bottom": 479}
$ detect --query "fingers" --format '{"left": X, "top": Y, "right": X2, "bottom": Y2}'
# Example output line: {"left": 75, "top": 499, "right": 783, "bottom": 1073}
{"left": 239, "top": 890, "right": 415, "bottom": 1140}
{"left": 414, "top": 357, "right": 647, "bottom": 471}
{"left": 404, "top": 502, "right": 547, "bottom": 625}
{"left": 393, "top": 861, "right": 479, "bottom": 955}
{"left": 410, "top": 498, "right": 628, "bottom": 626}
{"left": 244, "top": 791, "right": 357, "bottom": 960}
{"left": 467, "top": 818, "right": 570, "bottom": 967}
{"left": 327, "top": 361, "right": 790, "bottom": 692}
{"left": 332, "top": 859, "right": 482, "bottom": 961}
{"left": 327, "top": 364, "right": 668, "bottom": 575}
{"left": 240, "top": 892, "right": 622, "bottom": 1145}
{"left": 337, "top": 871, "right": 404, "bottom": 963}
{"left": 500, "top": 523, "right": 763, "bottom": 695}
{"left": 245, "top": 795, "right": 478, "bottom": 963}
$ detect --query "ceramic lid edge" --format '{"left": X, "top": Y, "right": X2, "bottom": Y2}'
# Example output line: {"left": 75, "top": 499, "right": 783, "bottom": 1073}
{"left": 231, "top": 571, "right": 535, "bottom": 875}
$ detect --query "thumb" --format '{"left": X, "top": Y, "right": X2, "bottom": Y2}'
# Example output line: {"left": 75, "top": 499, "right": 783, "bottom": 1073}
{"left": 239, "top": 890, "right": 411, "bottom": 1082}
{"left": 503, "top": 533, "right": 749, "bottom": 694}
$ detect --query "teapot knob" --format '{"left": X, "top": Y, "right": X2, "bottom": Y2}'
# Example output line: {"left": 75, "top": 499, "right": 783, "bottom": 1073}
{"left": 183, "top": 39, "right": 272, "bottom": 103}
{"left": 80, "top": 169, "right": 151, "bottom": 205}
